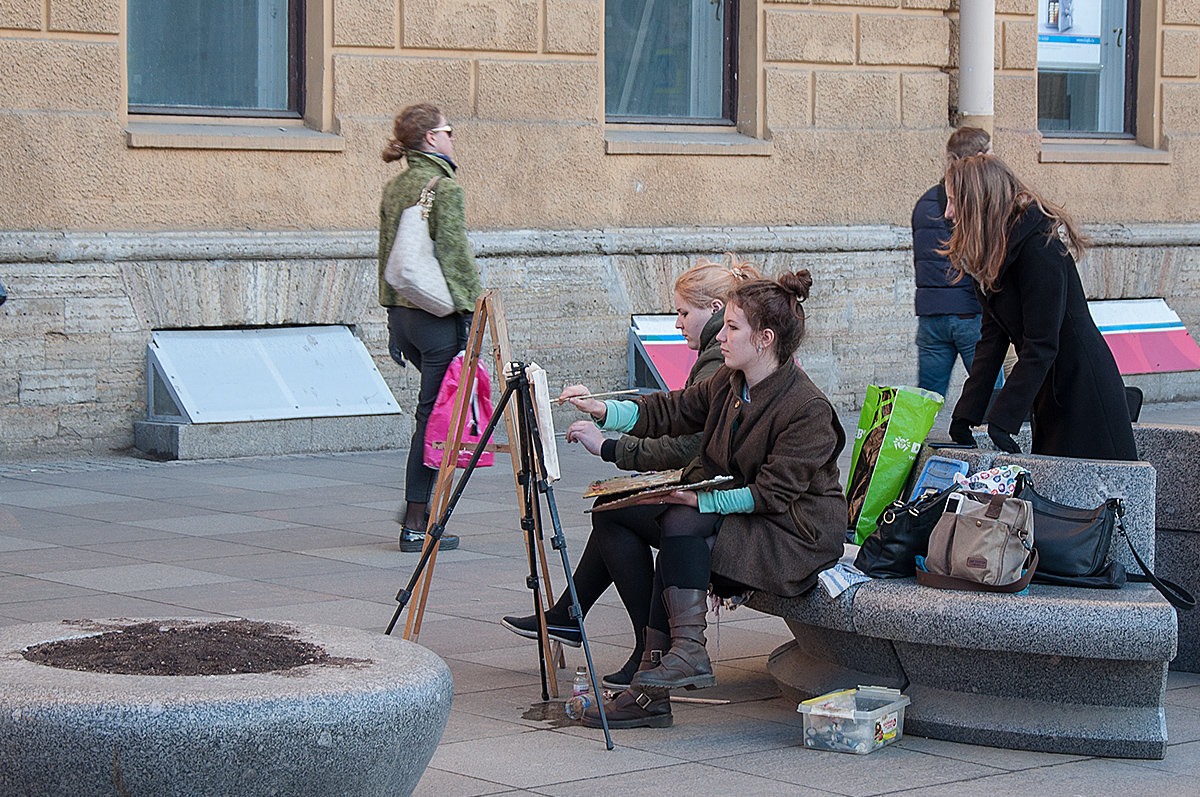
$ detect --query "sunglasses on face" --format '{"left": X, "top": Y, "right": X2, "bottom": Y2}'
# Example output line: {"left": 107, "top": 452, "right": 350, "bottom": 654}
{"left": 428, "top": 125, "right": 453, "bottom": 138}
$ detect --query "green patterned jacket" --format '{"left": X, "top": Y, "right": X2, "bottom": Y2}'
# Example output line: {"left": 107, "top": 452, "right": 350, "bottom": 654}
{"left": 378, "top": 150, "right": 482, "bottom": 312}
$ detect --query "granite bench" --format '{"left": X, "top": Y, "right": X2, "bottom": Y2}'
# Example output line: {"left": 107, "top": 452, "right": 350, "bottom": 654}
{"left": 1134, "top": 423, "right": 1200, "bottom": 672}
{"left": 748, "top": 447, "right": 1177, "bottom": 759}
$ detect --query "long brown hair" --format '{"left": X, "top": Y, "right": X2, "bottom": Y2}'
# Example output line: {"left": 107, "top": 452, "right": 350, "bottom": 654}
{"left": 382, "top": 103, "right": 443, "bottom": 163}
{"left": 731, "top": 270, "right": 813, "bottom": 366}
{"left": 942, "top": 155, "right": 1085, "bottom": 292}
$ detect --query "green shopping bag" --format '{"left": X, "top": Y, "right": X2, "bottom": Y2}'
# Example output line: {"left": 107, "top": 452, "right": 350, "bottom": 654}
{"left": 846, "top": 385, "right": 944, "bottom": 544}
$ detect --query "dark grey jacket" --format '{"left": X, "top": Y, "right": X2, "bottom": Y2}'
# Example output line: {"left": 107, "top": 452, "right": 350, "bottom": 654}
{"left": 912, "top": 182, "right": 982, "bottom": 316}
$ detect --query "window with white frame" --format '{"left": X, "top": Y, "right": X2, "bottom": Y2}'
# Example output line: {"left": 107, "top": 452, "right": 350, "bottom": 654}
{"left": 1037, "top": 0, "right": 1138, "bottom": 134}
{"left": 605, "top": 0, "right": 738, "bottom": 123}
{"left": 127, "top": 0, "right": 303, "bottom": 117}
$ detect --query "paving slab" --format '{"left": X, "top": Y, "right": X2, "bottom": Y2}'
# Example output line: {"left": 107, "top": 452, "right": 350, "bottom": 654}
{"left": 37, "top": 562, "right": 239, "bottom": 592}
{"left": 5, "top": 424, "right": 1200, "bottom": 793}
{"left": 430, "top": 729, "right": 677, "bottom": 790}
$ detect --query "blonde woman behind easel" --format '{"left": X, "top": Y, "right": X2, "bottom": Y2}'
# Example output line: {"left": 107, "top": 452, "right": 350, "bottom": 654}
{"left": 500, "top": 255, "right": 759, "bottom": 694}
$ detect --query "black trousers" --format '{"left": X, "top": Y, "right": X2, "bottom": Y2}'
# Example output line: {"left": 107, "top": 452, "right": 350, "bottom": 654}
{"left": 563, "top": 503, "right": 723, "bottom": 635}
{"left": 387, "top": 306, "right": 470, "bottom": 504}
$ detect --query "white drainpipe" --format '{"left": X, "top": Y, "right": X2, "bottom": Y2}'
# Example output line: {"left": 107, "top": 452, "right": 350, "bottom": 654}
{"left": 959, "top": 0, "right": 996, "bottom": 133}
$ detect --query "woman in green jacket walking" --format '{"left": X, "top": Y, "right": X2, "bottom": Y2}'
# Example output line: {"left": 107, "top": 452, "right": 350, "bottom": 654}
{"left": 380, "top": 104, "right": 482, "bottom": 552}
{"left": 501, "top": 257, "right": 760, "bottom": 689}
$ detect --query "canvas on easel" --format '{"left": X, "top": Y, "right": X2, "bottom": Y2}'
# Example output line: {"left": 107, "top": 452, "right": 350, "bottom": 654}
{"left": 525, "top": 362, "right": 560, "bottom": 483}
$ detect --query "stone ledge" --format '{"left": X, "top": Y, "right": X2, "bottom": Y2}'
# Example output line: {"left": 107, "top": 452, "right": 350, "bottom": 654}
{"left": 852, "top": 580, "right": 1176, "bottom": 660}
{"left": 1040, "top": 139, "right": 1172, "bottom": 165}
{"left": 1132, "top": 422, "right": 1200, "bottom": 674}
{"left": 125, "top": 121, "right": 345, "bottom": 152}
{"left": 752, "top": 578, "right": 1175, "bottom": 758}
{"left": 6, "top": 223, "right": 1200, "bottom": 264}
{"left": 134, "top": 416, "right": 410, "bottom": 460}
{"left": 604, "top": 128, "right": 773, "bottom": 156}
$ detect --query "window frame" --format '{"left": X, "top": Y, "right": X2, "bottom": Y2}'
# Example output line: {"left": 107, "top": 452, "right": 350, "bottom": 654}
{"left": 127, "top": 0, "right": 305, "bottom": 119}
{"left": 1036, "top": 0, "right": 1140, "bottom": 139}
{"left": 604, "top": 0, "right": 740, "bottom": 126}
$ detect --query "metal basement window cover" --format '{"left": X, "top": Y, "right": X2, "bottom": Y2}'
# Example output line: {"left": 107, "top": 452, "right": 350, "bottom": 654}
{"left": 147, "top": 326, "right": 401, "bottom": 423}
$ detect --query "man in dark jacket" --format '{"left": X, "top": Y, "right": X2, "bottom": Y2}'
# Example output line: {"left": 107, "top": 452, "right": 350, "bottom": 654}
{"left": 912, "top": 127, "right": 992, "bottom": 399}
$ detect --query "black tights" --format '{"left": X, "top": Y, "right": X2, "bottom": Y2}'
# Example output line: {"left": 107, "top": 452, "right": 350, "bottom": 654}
{"left": 648, "top": 507, "right": 719, "bottom": 634}
{"left": 545, "top": 503, "right": 665, "bottom": 657}
{"left": 547, "top": 503, "right": 721, "bottom": 644}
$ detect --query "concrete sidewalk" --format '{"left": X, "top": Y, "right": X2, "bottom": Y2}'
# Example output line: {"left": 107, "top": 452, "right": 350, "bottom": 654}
{"left": 3, "top": 411, "right": 1200, "bottom": 795}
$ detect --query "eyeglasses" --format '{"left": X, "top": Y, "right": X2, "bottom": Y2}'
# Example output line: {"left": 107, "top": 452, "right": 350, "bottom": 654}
{"left": 428, "top": 125, "right": 453, "bottom": 138}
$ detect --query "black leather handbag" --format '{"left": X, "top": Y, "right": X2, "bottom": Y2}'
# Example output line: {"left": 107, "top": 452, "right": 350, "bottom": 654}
{"left": 854, "top": 485, "right": 956, "bottom": 578}
{"left": 1015, "top": 474, "right": 1119, "bottom": 585}
{"left": 1015, "top": 474, "right": 1194, "bottom": 609}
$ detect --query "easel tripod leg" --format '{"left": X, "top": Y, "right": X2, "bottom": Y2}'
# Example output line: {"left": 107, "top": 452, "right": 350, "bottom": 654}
{"left": 385, "top": 377, "right": 519, "bottom": 636}
{"left": 513, "top": 365, "right": 613, "bottom": 749}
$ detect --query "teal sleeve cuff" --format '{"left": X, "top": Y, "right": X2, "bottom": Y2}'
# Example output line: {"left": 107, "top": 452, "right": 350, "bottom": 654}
{"left": 598, "top": 400, "right": 639, "bottom": 433}
{"left": 697, "top": 486, "right": 754, "bottom": 514}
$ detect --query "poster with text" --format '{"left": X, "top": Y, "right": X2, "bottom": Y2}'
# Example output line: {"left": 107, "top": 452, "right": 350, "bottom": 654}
{"left": 1037, "top": 0, "right": 1103, "bottom": 66}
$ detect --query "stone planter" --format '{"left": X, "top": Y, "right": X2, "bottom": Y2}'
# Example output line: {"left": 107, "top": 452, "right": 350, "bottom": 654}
{"left": 0, "top": 619, "right": 453, "bottom": 796}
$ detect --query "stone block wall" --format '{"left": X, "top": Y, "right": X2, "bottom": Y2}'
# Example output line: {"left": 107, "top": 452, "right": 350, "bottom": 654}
{"left": 758, "top": 0, "right": 963, "bottom": 132}
{"left": 2, "top": 1, "right": 1198, "bottom": 232}
{"left": 3, "top": 1, "right": 1200, "bottom": 455}
{"left": 4, "top": 225, "right": 1200, "bottom": 458}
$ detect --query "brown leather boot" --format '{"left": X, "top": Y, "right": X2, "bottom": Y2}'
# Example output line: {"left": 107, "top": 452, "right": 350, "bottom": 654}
{"left": 635, "top": 586, "right": 715, "bottom": 690}
{"left": 582, "top": 628, "right": 672, "bottom": 728}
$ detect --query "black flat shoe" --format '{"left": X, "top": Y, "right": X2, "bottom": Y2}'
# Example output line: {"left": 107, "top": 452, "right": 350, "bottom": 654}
{"left": 500, "top": 613, "right": 582, "bottom": 647}
{"left": 602, "top": 652, "right": 642, "bottom": 690}
{"left": 399, "top": 527, "right": 458, "bottom": 552}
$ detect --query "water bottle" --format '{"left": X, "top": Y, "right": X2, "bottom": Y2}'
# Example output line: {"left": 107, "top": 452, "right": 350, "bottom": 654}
{"left": 565, "top": 693, "right": 592, "bottom": 720}
{"left": 564, "top": 666, "right": 591, "bottom": 720}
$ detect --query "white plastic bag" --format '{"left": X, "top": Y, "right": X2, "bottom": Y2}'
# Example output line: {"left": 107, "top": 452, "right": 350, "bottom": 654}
{"left": 383, "top": 177, "right": 455, "bottom": 317}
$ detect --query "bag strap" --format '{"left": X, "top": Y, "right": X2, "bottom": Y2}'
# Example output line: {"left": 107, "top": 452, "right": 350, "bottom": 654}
{"left": 1114, "top": 500, "right": 1195, "bottom": 611}
{"left": 417, "top": 177, "right": 443, "bottom": 220}
{"left": 916, "top": 549, "right": 1039, "bottom": 594}
{"left": 984, "top": 494, "right": 1007, "bottom": 519}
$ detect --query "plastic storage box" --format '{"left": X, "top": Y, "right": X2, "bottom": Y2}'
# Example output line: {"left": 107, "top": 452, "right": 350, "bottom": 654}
{"left": 797, "top": 686, "right": 910, "bottom": 754}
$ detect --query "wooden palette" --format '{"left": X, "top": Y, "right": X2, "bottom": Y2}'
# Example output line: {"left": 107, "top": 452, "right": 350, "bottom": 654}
{"left": 588, "top": 475, "right": 735, "bottom": 513}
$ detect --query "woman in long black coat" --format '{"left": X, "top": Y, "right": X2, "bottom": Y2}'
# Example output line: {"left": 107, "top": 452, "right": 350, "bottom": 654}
{"left": 945, "top": 155, "right": 1136, "bottom": 460}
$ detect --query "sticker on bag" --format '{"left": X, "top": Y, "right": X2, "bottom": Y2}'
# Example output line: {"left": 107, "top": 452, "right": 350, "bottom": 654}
{"left": 846, "top": 385, "right": 944, "bottom": 544}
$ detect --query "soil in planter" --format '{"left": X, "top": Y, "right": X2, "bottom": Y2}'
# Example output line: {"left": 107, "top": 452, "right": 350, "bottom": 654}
{"left": 22, "top": 620, "right": 363, "bottom": 676}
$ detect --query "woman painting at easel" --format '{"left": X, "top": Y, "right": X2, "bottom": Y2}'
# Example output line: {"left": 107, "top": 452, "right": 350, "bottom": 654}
{"left": 379, "top": 103, "right": 482, "bottom": 552}
{"left": 500, "top": 256, "right": 760, "bottom": 690}
{"left": 562, "top": 270, "right": 848, "bottom": 729}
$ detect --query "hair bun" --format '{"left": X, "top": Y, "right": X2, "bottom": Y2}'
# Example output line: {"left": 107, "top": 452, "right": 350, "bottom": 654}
{"left": 726, "top": 253, "right": 763, "bottom": 283}
{"left": 778, "top": 270, "right": 812, "bottom": 303}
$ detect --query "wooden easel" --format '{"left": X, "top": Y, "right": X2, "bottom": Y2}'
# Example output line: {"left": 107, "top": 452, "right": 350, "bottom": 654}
{"left": 403, "top": 289, "right": 566, "bottom": 695}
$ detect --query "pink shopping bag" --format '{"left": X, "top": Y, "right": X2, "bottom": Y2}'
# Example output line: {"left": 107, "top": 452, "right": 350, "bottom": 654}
{"left": 423, "top": 352, "right": 495, "bottom": 469}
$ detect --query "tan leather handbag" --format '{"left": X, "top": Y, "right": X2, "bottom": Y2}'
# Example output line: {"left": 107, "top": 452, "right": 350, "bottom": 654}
{"left": 917, "top": 491, "right": 1038, "bottom": 593}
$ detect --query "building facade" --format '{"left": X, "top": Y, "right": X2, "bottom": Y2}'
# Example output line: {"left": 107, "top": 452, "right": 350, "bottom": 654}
{"left": 2, "top": 0, "right": 1199, "bottom": 457}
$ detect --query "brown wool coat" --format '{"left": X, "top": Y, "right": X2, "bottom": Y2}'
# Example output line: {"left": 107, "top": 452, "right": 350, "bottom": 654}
{"left": 629, "top": 362, "right": 848, "bottom": 598}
